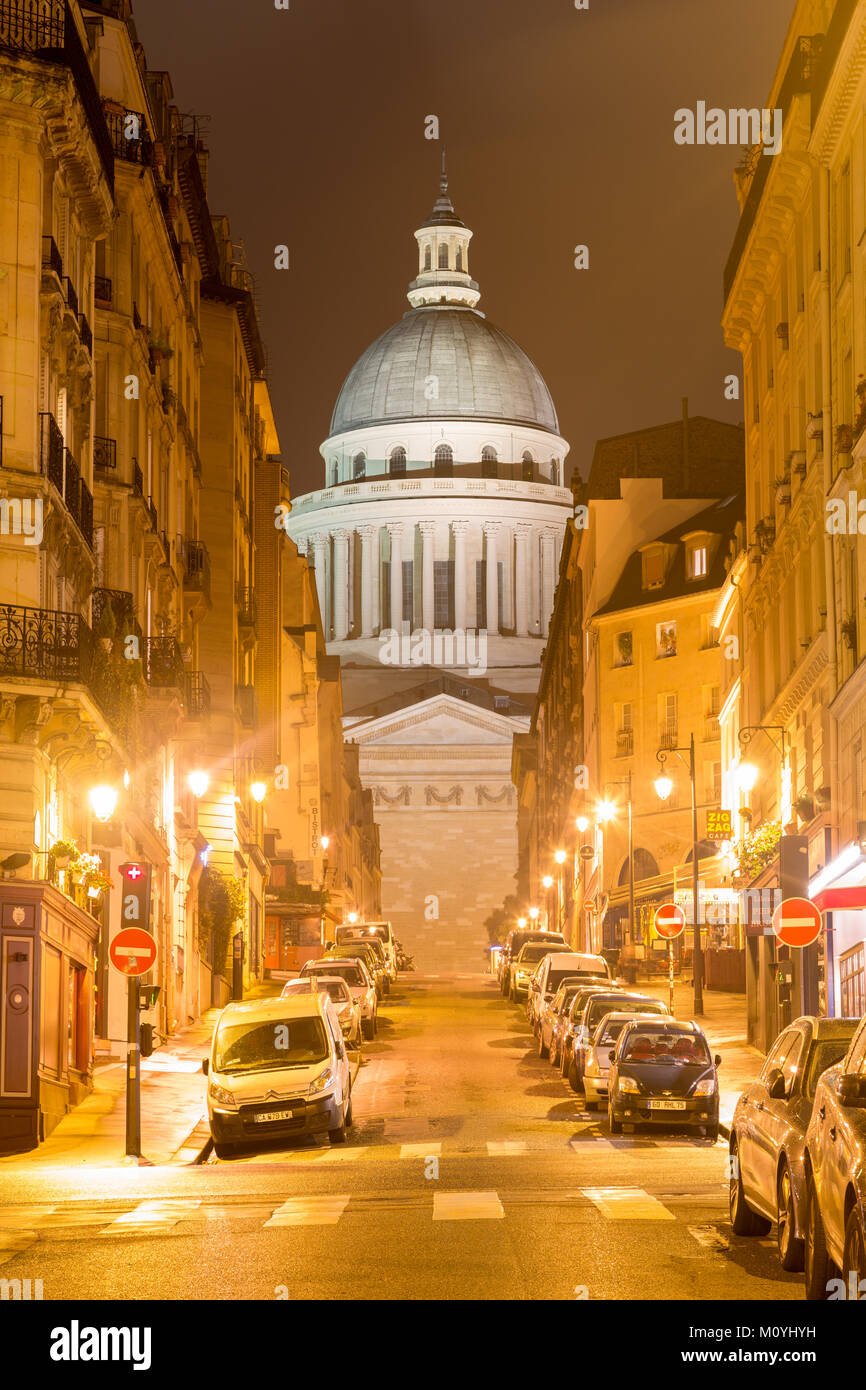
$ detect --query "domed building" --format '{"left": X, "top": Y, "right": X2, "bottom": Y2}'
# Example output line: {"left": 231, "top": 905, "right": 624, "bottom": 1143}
{"left": 287, "top": 162, "right": 572, "bottom": 971}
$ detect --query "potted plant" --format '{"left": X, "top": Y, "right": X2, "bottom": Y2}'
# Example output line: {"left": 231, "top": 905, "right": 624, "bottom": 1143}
{"left": 49, "top": 838, "right": 79, "bottom": 869}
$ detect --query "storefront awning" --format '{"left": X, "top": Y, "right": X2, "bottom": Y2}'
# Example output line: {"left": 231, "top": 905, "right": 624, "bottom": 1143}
{"left": 812, "top": 886, "right": 866, "bottom": 913}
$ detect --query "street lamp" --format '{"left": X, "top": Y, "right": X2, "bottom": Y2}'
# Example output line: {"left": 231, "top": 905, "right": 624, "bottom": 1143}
{"left": 250, "top": 780, "right": 267, "bottom": 804}
{"left": 597, "top": 798, "right": 617, "bottom": 823}
{"left": 735, "top": 761, "right": 759, "bottom": 793}
{"left": 347, "top": 911, "right": 358, "bottom": 924}
{"left": 88, "top": 784, "right": 118, "bottom": 823}
{"left": 517, "top": 916, "right": 527, "bottom": 928}
{"left": 542, "top": 874, "right": 554, "bottom": 889}
{"left": 575, "top": 816, "right": 589, "bottom": 833}
{"left": 554, "top": 849, "right": 567, "bottom": 866}
{"left": 655, "top": 734, "right": 702, "bottom": 1015}
{"left": 528, "top": 906, "right": 539, "bottom": 921}
{"left": 188, "top": 770, "right": 209, "bottom": 799}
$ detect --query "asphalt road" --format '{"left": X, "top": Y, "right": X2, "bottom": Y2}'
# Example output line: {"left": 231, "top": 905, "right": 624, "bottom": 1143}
{"left": 0, "top": 976, "right": 805, "bottom": 1301}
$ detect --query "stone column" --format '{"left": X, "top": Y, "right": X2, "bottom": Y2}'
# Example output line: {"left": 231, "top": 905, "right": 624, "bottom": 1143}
{"left": 359, "top": 525, "right": 375, "bottom": 637}
{"left": 333, "top": 528, "right": 350, "bottom": 640}
{"left": 420, "top": 521, "right": 436, "bottom": 632}
{"left": 452, "top": 521, "right": 469, "bottom": 630}
{"left": 311, "top": 533, "right": 328, "bottom": 634}
{"left": 387, "top": 522, "right": 403, "bottom": 631}
{"left": 371, "top": 528, "right": 381, "bottom": 633}
{"left": 515, "top": 522, "right": 531, "bottom": 637}
{"left": 541, "top": 529, "right": 556, "bottom": 636}
{"left": 483, "top": 521, "right": 500, "bottom": 636}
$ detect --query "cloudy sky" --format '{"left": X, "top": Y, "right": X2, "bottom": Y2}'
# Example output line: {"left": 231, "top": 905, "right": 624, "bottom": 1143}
{"left": 133, "top": 0, "right": 795, "bottom": 494}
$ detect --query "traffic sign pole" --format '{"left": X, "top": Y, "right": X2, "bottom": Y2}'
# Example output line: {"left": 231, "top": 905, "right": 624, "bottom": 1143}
{"left": 126, "top": 977, "right": 141, "bottom": 1157}
{"left": 115, "top": 863, "right": 154, "bottom": 1159}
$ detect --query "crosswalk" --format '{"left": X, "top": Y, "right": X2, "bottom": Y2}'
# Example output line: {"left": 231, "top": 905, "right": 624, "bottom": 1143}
{"left": 210, "top": 1131, "right": 722, "bottom": 1164}
{"left": 0, "top": 1185, "right": 728, "bottom": 1259}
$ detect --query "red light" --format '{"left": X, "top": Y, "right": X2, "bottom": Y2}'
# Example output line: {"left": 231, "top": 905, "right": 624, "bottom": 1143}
{"left": 125, "top": 864, "right": 144, "bottom": 880}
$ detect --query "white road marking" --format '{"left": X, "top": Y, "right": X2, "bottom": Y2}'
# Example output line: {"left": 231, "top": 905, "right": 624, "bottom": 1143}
{"left": 100, "top": 1199, "right": 201, "bottom": 1234}
{"left": 433, "top": 1191, "right": 504, "bottom": 1221}
{"left": 0, "top": 1206, "right": 56, "bottom": 1228}
{"left": 264, "top": 1195, "right": 351, "bottom": 1227}
{"left": 311, "top": 1146, "right": 369, "bottom": 1162}
{"left": 400, "top": 1142, "right": 442, "bottom": 1159}
{"left": 581, "top": 1187, "right": 677, "bottom": 1221}
{"left": 487, "top": 1141, "right": 528, "bottom": 1156}
{"left": 688, "top": 1225, "right": 731, "bottom": 1251}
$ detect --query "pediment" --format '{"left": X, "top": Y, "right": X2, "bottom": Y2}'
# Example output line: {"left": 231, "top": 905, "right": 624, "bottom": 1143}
{"left": 343, "top": 693, "right": 529, "bottom": 747}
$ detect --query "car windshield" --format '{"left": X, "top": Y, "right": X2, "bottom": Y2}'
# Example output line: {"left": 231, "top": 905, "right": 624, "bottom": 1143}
{"left": 621, "top": 1030, "right": 711, "bottom": 1065}
{"left": 587, "top": 997, "right": 664, "bottom": 1031}
{"left": 518, "top": 944, "right": 555, "bottom": 964}
{"left": 595, "top": 1018, "right": 632, "bottom": 1046}
{"left": 317, "top": 981, "right": 350, "bottom": 1003}
{"left": 304, "top": 963, "right": 365, "bottom": 987}
{"left": 805, "top": 1039, "right": 852, "bottom": 1101}
{"left": 214, "top": 1017, "right": 329, "bottom": 1073}
{"left": 547, "top": 969, "right": 587, "bottom": 994}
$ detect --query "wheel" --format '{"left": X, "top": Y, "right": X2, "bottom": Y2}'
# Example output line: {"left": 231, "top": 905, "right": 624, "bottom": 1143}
{"left": 804, "top": 1178, "right": 830, "bottom": 1300}
{"left": 538, "top": 1030, "right": 549, "bottom": 1060}
{"left": 584, "top": 1099, "right": 598, "bottom": 1112}
{"left": 509, "top": 985, "right": 516, "bottom": 1002}
{"left": 213, "top": 1140, "right": 237, "bottom": 1159}
{"left": 728, "top": 1137, "right": 771, "bottom": 1236}
{"left": 608, "top": 1103, "right": 622, "bottom": 1135}
{"left": 559, "top": 1043, "right": 570, "bottom": 1077}
{"left": 777, "top": 1161, "right": 805, "bottom": 1272}
{"left": 567, "top": 1057, "right": 582, "bottom": 1093}
{"left": 362, "top": 1017, "right": 374, "bottom": 1040}
{"left": 704, "top": 1125, "right": 720, "bottom": 1143}
{"left": 328, "top": 1118, "right": 347, "bottom": 1144}
{"left": 550, "top": 1039, "right": 559, "bottom": 1067}
{"left": 344, "top": 1092, "right": 354, "bottom": 1129}
{"left": 373, "top": 1010, "right": 378, "bottom": 1037}
{"left": 843, "top": 1204, "right": 866, "bottom": 1288}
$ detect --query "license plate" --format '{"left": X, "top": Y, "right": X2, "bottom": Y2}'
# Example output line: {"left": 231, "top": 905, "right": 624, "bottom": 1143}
{"left": 253, "top": 1108, "right": 298, "bottom": 1123}
{"left": 647, "top": 1099, "right": 687, "bottom": 1111}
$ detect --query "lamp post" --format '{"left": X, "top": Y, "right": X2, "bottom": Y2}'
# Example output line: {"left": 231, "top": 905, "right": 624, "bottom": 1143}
{"left": 655, "top": 734, "right": 702, "bottom": 1015}
{"left": 599, "top": 771, "right": 635, "bottom": 952}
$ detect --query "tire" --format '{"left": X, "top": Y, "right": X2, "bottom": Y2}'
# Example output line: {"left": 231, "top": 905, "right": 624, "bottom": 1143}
{"left": 559, "top": 1044, "right": 570, "bottom": 1077}
{"left": 729, "top": 1137, "right": 771, "bottom": 1236}
{"left": 704, "top": 1125, "right": 720, "bottom": 1143}
{"left": 373, "top": 1010, "right": 379, "bottom": 1037}
{"left": 362, "top": 1017, "right": 374, "bottom": 1041}
{"left": 509, "top": 985, "right": 516, "bottom": 1003}
{"left": 550, "top": 1039, "right": 559, "bottom": 1068}
{"left": 608, "top": 1102, "right": 622, "bottom": 1135}
{"left": 843, "top": 1204, "right": 866, "bottom": 1289}
{"left": 584, "top": 1099, "right": 598, "bottom": 1112}
{"left": 344, "top": 1092, "right": 354, "bottom": 1129}
{"left": 328, "top": 1118, "right": 347, "bottom": 1144}
{"left": 213, "top": 1140, "right": 236, "bottom": 1159}
{"left": 567, "top": 1058, "right": 582, "bottom": 1094}
{"left": 804, "top": 1178, "right": 830, "bottom": 1300}
{"left": 777, "top": 1161, "right": 805, "bottom": 1272}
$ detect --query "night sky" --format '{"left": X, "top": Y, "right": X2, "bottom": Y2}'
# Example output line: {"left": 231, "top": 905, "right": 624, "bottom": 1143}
{"left": 132, "top": 0, "right": 795, "bottom": 495}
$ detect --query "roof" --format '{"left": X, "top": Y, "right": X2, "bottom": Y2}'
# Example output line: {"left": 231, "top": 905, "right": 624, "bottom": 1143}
{"left": 216, "top": 994, "right": 323, "bottom": 1022}
{"left": 596, "top": 493, "right": 745, "bottom": 617}
{"left": 579, "top": 415, "right": 745, "bottom": 501}
{"left": 330, "top": 307, "right": 559, "bottom": 435}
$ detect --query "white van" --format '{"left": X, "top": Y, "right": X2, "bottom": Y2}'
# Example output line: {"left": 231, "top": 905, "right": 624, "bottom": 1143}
{"left": 203, "top": 992, "right": 352, "bottom": 1158}
{"left": 527, "top": 951, "right": 612, "bottom": 1029}
{"left": 334, "top": 921, "right": 398, "bottom": 981}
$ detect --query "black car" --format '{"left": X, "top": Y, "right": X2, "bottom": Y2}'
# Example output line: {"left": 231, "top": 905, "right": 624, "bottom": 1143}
{"left": 499, "top": 929, "right": 565, "bottom": 996}
{"left": 607, "top": 1018, "right": 721, "bottom": 1140}
{"left": 565, "top": 989, "right": 667, "bottom": 1092}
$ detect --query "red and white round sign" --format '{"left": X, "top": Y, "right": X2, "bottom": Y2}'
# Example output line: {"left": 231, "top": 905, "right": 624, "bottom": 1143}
{"left": 109, "top": 927, "right": 157, "bottom": 977}
{"left": 654, "top": 902, "right": 686, "bottom": 940}
{"left": 772, "top": 896, "right": 822, "bottom": 949}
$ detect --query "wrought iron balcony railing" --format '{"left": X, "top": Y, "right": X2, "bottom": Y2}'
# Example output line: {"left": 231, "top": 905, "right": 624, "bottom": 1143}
{"left": 183, "top": 540, "right": 210, "bottom": 594}
{"left": 615, "top": 727, "right": 634, "bottom": 757}
{"left": 41, "top": 234, "right": 62, "bottom": 280}
{"left": 235, "top": 586, "right": 257, "bottom": 629}
{"left": 62, "top": 276, "right": 78, "bottom": 318}
{"left": 91, "top": 587, "right": 137, "bottom": 636}
{"left": 183, "top": 670, "right": 211, "bottom": 719}
{"left": 704, "top": 716, "right": 721, "bottom": 742}
{"left": 94, "top": 275, "right": 112, "bottom": 304}
{"left": 659, "top": 727, "right": 679, "bottom": 751}
{"left": 143, "top": 635, "right": 184, "bottom": 689}
{"left": 132, "top": 459, "right": 143, "bottom": 496}
{"left": 93, "top": 436, "right": 116, "bottom": 471}
{"left": 0, "top": 603, "right": 93, "bottom": 684}
{"left": 63, "top": 447, "right": 80, "bottom": 525}
{"left": 78, "top": 312, "right": 92, "bottom": 355}
{"left": 106, "top": 109, "right": 152, "bottom": 165}
{"left": 39, "top": 411, "right": 64, "bottom": 492}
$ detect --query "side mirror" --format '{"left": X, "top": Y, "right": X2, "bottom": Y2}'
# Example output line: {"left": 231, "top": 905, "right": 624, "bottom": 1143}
{"left": 714, "top": 1054, "right": 722, "bottom": 1070}
{"left": 837, "top": 1073, "right": 866, "bottom": 1107}
{"left": 201, "top": 1058, "right": 209, "bottom": 1075}
{"left": 766, "top": 1067, "right": 787, "bottom": 1100}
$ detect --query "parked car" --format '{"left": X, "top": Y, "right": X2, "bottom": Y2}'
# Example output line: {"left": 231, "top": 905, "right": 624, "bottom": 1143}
{"left": 566, "top": 989, "right": 668, "bottom": 1092}
{"left": 607, "top": 1017, "right": 720, "bottom": 1139}
{"left": 282, "top": 974, "right": 364, "bottom": 1049}
{"left": 537, "top": 979, "right": 589, "bottom": 1060}
{"left": 802, "top": 1014, "right": 866, "bottom": 1299}
{"left": 728, "top": 1015, "right": 858, "bottom": 1271}
{"left": 582, "top": 1010, "right": 668, "bottom": 1111}
{"left": 203, "top": 992, "right": 352, "bottom": 1157}
{"left": 335, "top": 921, "right": 398, "bottom": 982}
{"left": 338, "top": 935, "right": 391, "bottom": 994}
{"left": 528, "top": 952, "right": 612, "bottom": 1031}
{"left": 299, "top": 957, "right": 378, "bottom": 1039}
{"left": 556, "top": 983, "right": 622, "bottom": 1074}
{"left": 499, "top": 929, "right": 566, "bottom": 996}
{"left": 509, "top": 940, "right": 566, "bottom": 1002}
{"left": 326, "top": 942, "right": 386, "bottom": 999}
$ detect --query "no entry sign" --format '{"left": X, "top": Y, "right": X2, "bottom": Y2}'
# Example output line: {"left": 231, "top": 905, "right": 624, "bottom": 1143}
{"left": 654, "top": 902, "right": 686, "bottom": 940}
{"left": 110, "top": 927, "right": 157, "bottom": 977}
{"left": 772, "top": 896, "right": 822, "bottom": 949}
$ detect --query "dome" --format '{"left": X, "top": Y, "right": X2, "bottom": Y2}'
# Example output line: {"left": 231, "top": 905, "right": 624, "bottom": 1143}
{"left": 330, "top": 307, "right": 559, "bottom": 437}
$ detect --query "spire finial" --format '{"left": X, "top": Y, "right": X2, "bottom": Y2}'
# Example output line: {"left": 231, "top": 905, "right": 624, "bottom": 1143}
{"left": 440, "top": 145, "right": 448, "bottom": 195}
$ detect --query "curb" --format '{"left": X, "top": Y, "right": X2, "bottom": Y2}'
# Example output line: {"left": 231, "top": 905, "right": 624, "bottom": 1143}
{"left": 171, "top": 1115, "right": 213, "bottom": 1165}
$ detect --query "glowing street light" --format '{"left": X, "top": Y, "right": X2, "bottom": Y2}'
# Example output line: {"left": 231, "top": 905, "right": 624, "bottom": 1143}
{"left": 542, "top": 874, "right": 554, "bottom": 889}
{"left": 575, "top": 816, "right": 589, "bottom": 833}
{"left": 736, "top": 761, "right": 759, "bottom": 793}
{"left": 88, "top": 784, "right": 118, "bottom": 823}
{"left": 654, "top": 774, "right": 674, "bottom": 802}
{"left": 554, "top": 849, "right": 567, "bottom": 866}
{"left": 188, "top": 770, "right": 209, "bottom": 799}
{"left": 320, "top": 835, "right": 330, "bottom": 852}
{"left": 250, "top": 780, "right": 267, "bottom": 804}
{"left": 517, "top": 916, "right": 527, "bottom": 927}
{"left": 347, "top": 911, "right": 358, "bottom": 924}
{"left": 597, "top": 798, "right": 617, "bottom": 823}
{"left": 528, "top": 907, "right": 539, "bottom": 920}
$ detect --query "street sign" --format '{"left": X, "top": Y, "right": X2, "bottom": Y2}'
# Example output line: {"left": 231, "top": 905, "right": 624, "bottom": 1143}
{"left": 109, "top": 927, "right": 157, "bottom": 977}
{"left": 654, "top": 902, "right": 686, "bottom": 940}
{"left": 772, "top": 896, "right": 822, "bottom": 949}
{"left": 706, "top": 809, "right": 733, "bottom": 842}
{"left": 579, "top": 845, "right": 595, "bottom": 861}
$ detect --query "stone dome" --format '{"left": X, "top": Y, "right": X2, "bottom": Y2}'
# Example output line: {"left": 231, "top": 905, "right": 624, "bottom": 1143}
{"left": 330, "top": 306, "right": 559, "bottom": 436}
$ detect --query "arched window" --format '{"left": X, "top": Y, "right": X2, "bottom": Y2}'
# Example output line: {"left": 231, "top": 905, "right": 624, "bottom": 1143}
{"left": 617, "top": 849, "right": 660, "bottom": 886}
{"left": 438, "top": 243, "right": 449, "bottom": 270}
{"left": 389, "top": 447, "right": 406, "bottom": 476}
{"left": 423, "top": 245, "right": 431, "bottom": 271}
{"left": 685, "top": 840, "right": 718, "bottom": 864}
{"left": 353, "top": 452, "right": 366, "bottom": 480}
{"left": 331, "top": 461, "right": 339, "bottom": 487}
{"left": 481, "top": 445, "right": 497, "bottom": 478}
{"left": 522, "top": 449, "right": 534, "bottom": 481}
{"left": 456, "top": 245, "right": 463, "bottom": 271}
{"left": 550, "top": 458, "right": 560, "bottom": 486}
{"left": 434, "top": 444, "right": 453, "bottom": 476}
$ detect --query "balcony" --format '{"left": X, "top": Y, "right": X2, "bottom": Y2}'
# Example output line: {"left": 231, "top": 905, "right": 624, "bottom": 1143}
{"left": 41, "top": 235, "right": 62, "bottom": 280}
{"left": 144, "top": 635, "right": 184, "bottom": 690}
{"left": 236, "top": 684, "right": 257, "bottom": 728}
{"left": 91, "top": 587, "right": 137, "bottom": 637}
{"left": 182, "top": 540, "right": 210, "bottom": 615}
{"left": 106, "top": 109, "right": 152, "bottom": 165}
{"left": 62, "top": 276, "right": 78, "bottom": 319}
{"left": 132, "top": 459, "right": 143, "bottom": 496}
{"left": 93, "top": 435, "right": 117, "bottom": 473}
{"left": 659, "top": 727, "right": 679, "bottom": 751}
{"left": 236, "top": 585, "right": 257, "bottom": 631}
{"left": 78, "top": 312, "right": 92, "bottom": 355}
{"left": 704, "top": 716, "right": 721, "bottom": 742}
{"left": 39, "top": 411, "right": 64, "bottom": 492}
{"left": 615, "top": 727, "right": 634, "bottom": 758}
{"left": 183, "top": 670, "right": 211, "bottom": 720}
{"left": 0, "top": 603, "right": 94, "bottom": 684}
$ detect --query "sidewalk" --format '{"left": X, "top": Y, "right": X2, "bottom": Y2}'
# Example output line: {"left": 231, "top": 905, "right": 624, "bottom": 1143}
{"left": 630, "top": 976, "right": 765, "bottom": 1137}
{"left": 0, "top": 982, "right": 279, "bottom": 1172}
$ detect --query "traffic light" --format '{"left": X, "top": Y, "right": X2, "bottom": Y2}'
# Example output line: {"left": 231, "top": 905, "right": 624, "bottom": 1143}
{"left": 140, "top": 1023, "right": 155, "bottom": 1059}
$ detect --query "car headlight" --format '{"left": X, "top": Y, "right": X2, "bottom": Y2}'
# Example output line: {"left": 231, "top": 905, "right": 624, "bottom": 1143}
{"left": 309, "top": 1066, "right": 336, "bottom": 1096}
{"left": 618, "top": 1076, "right": 640, "bottom": 1095}
{"left": 693, "top": 1078, "right": 715, "bottom": 1097}
{"left": 208, "top": 1082, "right": 236, "bottom": 1107}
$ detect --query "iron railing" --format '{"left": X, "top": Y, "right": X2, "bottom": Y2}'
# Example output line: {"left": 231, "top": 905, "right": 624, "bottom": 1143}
{"left": 106, "top": 108, "right": 152, "bottom": 165}
{"left": 704, "top": 716, "right": 721, "bottom": 742}
{"left": 41, "top": 234, "right": 62, "bottom": 279}
{"left": 94, "top": 274, "right": 112, "bottom": 304}
{"left": 235, "top": 586, "right": 257, "bottom": 628}
{"left": 183, "top": 670, "right": 211, "bottom": 719}
{"left": 62, "top": 275, "right": 78, "bottom": 318}
{"left": 78, "top": 312, "right": 92, "bottom": 354}
{"left": 616, "top": 728, "right": 634, "bottom": 757}
{"left": 0, "top": 0, "right": 65, "bottom": 51}
{"left": 93, "top": 435, "right": 116, "bottom": 471}
{"left": 0, "top": 602, "right": 93, "bottom": 683}
{"left": 659, "top": 727, "right": 679, "bottom": 751}
{"left": 63, "top": 447, "right": 80, "bottom": 525}
{"left": 132, "top": 459, "right": 143, "bottom": 496}
{"left": 91, "top": 587, "right": 136, "bottom": 635}
{"left": 143, "top": 635, "right": 184, "bottom": 689}
{"left": 79, "top": 477, "right": 93, "bottom": 548}
{"left": 183, "top": 540, "right": 210, "bottom": 593}
{"left": 39, "top": 412, "right": 64, "bottom": 492}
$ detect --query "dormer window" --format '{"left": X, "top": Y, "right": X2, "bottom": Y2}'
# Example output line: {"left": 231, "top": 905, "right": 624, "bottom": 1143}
{"left": 642, "top": 546, "right": 665, "bottom": 589}
{"left": 687, "top": 538, "right": 709, "bottom": 579}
